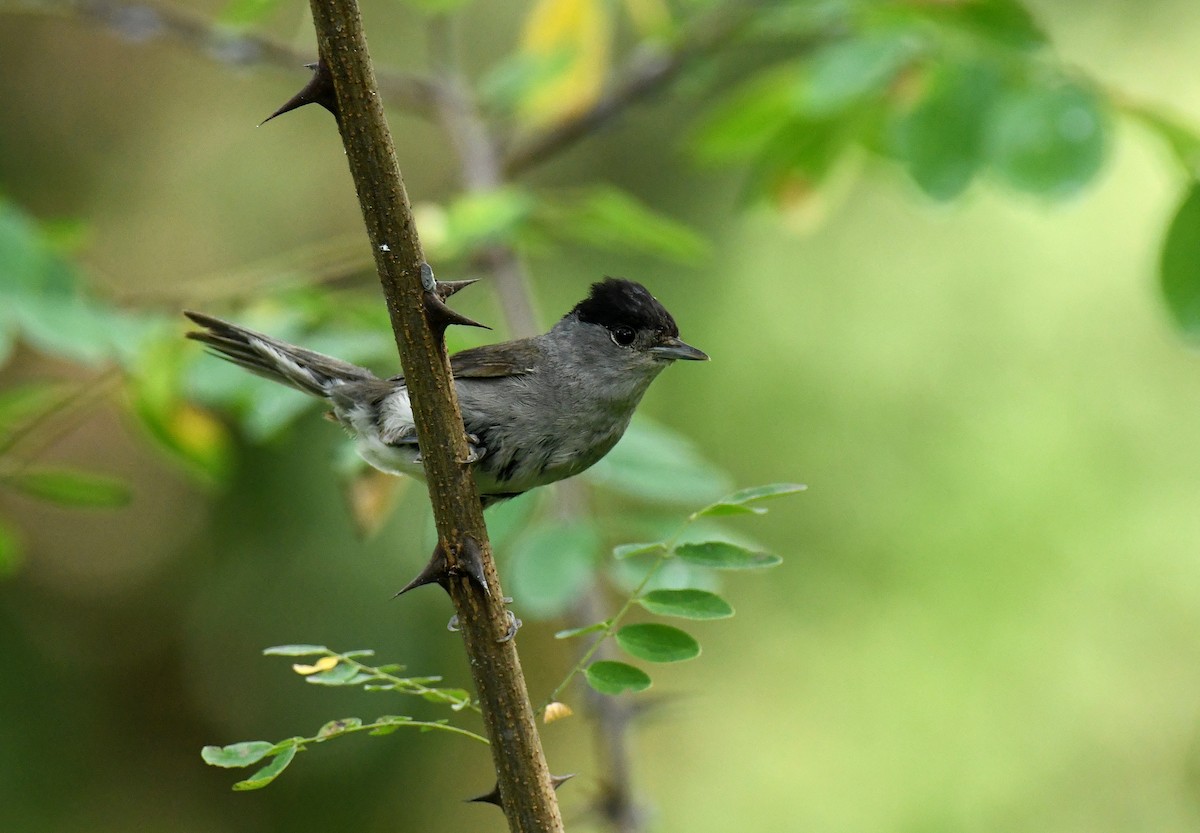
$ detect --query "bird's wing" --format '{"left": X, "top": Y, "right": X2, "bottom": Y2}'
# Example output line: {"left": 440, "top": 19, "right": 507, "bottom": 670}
{"left": 385, "top": 338, "right": 541, "bottom": 383}
{"left": 449, "top": 339, "right": 541, "bottom": 379}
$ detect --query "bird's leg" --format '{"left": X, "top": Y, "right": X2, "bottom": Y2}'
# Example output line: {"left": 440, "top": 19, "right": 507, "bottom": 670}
{"left": 464, "top": 432, "right": 486, "bottom": 464}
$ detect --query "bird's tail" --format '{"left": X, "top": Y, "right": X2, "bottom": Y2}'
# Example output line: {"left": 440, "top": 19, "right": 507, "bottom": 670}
{"left": 184, "top": 311, "right": 377, "bottom": 398}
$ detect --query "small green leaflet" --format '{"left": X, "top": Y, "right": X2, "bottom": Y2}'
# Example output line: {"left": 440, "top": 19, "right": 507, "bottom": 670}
{"left": 201, "top": 741, "right": 276, "bottom": 768}
{"left": 675, "top": 541, "right": 782, "bottom": 570}
{"left": 615, "top": 623, "right": 700, "bottom": 663}
{"left": 638, "top": 588, "right": 734, "bottom": 620}
{"left": 233, "top": 743, "right": 298, "bottom": 791}
{"left": 316, "top": 718, "right": 363, "bottom": 740}
{"left": 554, "top": 620, "right": 610, "bottom": 640}
{"left": 613, "top": 541, "right": 665, "bottom": 559}
{"left": 693, "top": 482, "right": 806, "bottom": 518}
{"left": 263, "top": 644, "right": 329, "bottom": 657}
{"left": 798, "top": 30, "right": 925, "bottom": 116}
{"left": 585, "top": 661, "right": 652, "bottom": 695}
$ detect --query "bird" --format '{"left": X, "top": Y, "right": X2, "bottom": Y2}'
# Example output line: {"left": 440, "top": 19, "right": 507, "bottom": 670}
{"left": 185, "top": 278, "right": 708, "bottom": 508}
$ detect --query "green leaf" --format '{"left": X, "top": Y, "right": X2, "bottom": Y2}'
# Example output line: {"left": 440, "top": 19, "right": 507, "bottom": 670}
{"left": 509, "top": 520, "right": 600, "bottom": 618}
{"left": 201, "top": 741, "right": 276, "bottom": 769}
{"left": 585, "top": 660, "right": 652, "bottom": 695}
{"left": 540, "top": 186, "right": 709, "bottom": 264}
{"left": 890, "top": 62, "right": 1001, "bottom": 200}
{"left": 232, "top": 743, "right": 298, "bottom": 791}
{"left": 555, "top": 620, "right": 610, "bottom": 639}
{"left": 369, "top": 715, "right": 414, "bottom": 736}
{"left": 675, "top": 541, "right": 782, "bottom": 570}
{"left": 799, "top": 30, "right": 924, "bottom": 116}
{"left": 922, "top": 0, "right": 1046, "bottom": 50}
{"left": 0, "top": 200, "right": 144, "bottom": 367}
{"left": 0, "top": 518, "right": 22, "bottom": 578}
{"left": 586, "top": 418, "right": 732, "bottom": 504}
{"left": 263, "top": 644, "right": 329, "bottom": 656}
{"left": 1161, "top": 183, "right": 1200, "bottom": 336}
{"left": 305, "top": 662, "right": 362, "bottom": 685}
{"left": 6, "top": 467, "right": 131, "bottom": 508}
{"left": 984, "top": 79, "right": 1108, "bottom": 197}
{"left": 692, "top": 72, "right": 796, "bottom": 164}
{"left": 132, "top": 333, "right": 231, "bottom": 483}
{"left": 317, "top": 718, "right": 362, "bottom": 739}
{"left": 615, "top": 623, "right": 700, "bottom": 663}
{"left": 694, "top": 483, "right": 808, "bottom": 518}
{"left": 443, "top": 187, "right": 535, "bottom": 256}
{"left": 639, "top": 588, "right": 733, "bottom": 620}
{"left": 0, "top": 383, "right": 65, "bottom": 440}
{"left": 613, "top": 541, "right": 666, "bottom": 560}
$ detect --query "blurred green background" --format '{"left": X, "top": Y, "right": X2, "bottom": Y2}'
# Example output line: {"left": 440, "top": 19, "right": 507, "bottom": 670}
{"left": 3, "top": 1, "right": 1200, "bottom": 831}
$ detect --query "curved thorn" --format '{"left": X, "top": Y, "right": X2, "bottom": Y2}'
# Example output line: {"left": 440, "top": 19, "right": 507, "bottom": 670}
{"left": 394, "top": 543, "right": 451, "bottom": 597}
{"left": 423, "top": 293, "right": 491, "bottom": 331}
{"left": 261, "top": 57, "right": 339, "bottom": 124}
{"left": 435, "top": 278, "right": 481, "bottom": 300}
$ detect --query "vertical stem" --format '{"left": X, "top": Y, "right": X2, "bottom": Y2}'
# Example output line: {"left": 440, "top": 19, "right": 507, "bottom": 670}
{"left": 307, "top": 2, "right": 562, "bottom": 830}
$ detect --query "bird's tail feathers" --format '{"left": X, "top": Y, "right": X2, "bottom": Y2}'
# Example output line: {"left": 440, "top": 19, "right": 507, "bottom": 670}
{"left": 184, "top": 311, "right": 376, "bottom": 398}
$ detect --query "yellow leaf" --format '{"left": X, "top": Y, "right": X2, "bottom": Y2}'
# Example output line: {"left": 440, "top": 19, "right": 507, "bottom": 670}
{"left": 543, "top": 701, "right": 574, "bottom": 724}
{"left": 518, "top": 0, "right": 611, "bottom": 127}
{"left": 169, "top": 402, "right": 229, "bottom": 457}
{"left": 343, "top": 467, "right": 405, "bottom": 540}
{"left": 293, "top": 656, "right": 339, "bottom": 675}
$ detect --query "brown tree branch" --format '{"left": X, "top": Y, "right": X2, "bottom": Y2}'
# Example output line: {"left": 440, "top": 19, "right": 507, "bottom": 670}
{"left": 8, "top": 0, "right": 436, "bottom": 113}
{"left": 305, "top": 1, "right": 562, "bottom": 830}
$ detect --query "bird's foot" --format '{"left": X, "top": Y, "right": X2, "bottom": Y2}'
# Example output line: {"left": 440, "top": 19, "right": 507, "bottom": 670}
{"left": 447, "top": 608, "right": 521, "bottom": 643}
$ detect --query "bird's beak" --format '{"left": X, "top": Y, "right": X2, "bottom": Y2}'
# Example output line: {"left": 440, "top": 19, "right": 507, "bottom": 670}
{"left": 649, "top": 336, "right": 709, "bottom": 362}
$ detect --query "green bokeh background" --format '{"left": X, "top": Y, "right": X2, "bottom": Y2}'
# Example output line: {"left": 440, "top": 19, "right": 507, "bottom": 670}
{"left": 2, "top": 1, "right": 1200, "bottom": 831}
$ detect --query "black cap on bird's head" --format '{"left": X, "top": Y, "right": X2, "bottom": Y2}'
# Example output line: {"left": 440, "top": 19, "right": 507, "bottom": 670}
{"left": 570, "top": 277, "right": 708, "bottom": 362}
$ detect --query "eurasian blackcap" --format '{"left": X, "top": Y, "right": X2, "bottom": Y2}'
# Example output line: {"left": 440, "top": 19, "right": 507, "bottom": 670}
{"left": 186, "top": 278, "right": 707, "bottom": 507}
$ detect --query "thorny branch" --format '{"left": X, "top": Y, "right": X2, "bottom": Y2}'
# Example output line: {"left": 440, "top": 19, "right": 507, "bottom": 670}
{"left": 303, "top": 0, "right": 562, "bottom": 830}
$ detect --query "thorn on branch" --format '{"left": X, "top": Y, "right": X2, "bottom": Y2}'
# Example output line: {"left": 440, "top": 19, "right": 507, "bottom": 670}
{"left": 418, "top": 263, "right": 490, "bottom": 338}
{"left": 467, "top": 773, "right": 576, "bottom": 808}
{"left": 261, "top": 58, "right": 339, "bottom": 124}
{"left": 394, "top": 536, "right": 490, "bottom": 598}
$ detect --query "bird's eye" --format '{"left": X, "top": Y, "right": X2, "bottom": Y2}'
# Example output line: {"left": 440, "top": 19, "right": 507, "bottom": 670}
{"left": 610, "top": 325, "right": 636, "bottom": 347}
